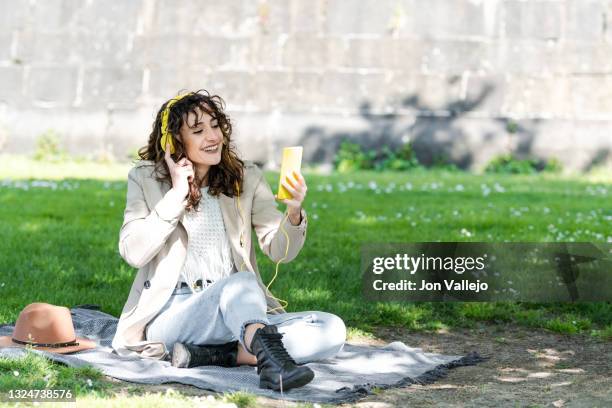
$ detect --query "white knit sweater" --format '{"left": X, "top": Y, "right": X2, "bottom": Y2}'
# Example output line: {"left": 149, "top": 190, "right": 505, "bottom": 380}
{"left": 178, "top": 186, "right": 236, "bottom": 292}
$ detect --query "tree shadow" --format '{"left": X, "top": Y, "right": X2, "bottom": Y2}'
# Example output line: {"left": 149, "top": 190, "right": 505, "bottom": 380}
{"left": 295, "top": 77, "right": 567, "bottom": 170}
{"left": 583, "top": 148, "right": 610, "bottom": 172}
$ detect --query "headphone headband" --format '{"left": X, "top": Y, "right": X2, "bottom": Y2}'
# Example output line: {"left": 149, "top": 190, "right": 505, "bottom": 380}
{"left": 160, "top": 92, "right": 194, "bottom": 154}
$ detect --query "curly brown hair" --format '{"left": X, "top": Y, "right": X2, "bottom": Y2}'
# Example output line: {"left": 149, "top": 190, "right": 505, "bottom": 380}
{"left": 136, "top": 89, "right": 244, "bottom": 212}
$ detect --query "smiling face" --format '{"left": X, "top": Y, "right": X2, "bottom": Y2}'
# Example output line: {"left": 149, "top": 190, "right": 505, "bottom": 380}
{"left": 178, "top": 103, "right": 224, "bottom": 171}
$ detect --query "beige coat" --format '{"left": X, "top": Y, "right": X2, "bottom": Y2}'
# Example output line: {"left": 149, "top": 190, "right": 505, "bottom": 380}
{"left": 111, "top": 160, "right": 308, "bottom": 360}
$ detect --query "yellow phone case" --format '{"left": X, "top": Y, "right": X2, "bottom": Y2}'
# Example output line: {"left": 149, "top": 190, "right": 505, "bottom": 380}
{"left": 277, "top": 146, "right": 303, "bottom": 200}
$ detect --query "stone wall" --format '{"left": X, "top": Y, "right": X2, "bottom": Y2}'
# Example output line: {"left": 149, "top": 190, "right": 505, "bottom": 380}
{"left": 0, "top": 0, "right": 611, "bottom": 171}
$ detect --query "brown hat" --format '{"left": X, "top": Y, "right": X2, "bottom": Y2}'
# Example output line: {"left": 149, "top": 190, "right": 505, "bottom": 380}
{"left": 0, "top": 302, "right": 97, "bottom": 354}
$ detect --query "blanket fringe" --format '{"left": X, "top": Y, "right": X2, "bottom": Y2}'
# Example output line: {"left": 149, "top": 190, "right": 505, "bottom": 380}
{"left": 335, "top": 350, "right": 490, "bottom": 401}
{"left": 412, "top": 350, "right": 490, "bottom": 385}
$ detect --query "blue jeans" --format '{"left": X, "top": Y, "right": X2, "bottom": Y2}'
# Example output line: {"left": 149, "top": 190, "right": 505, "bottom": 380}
{"left": 145, "top": 271, "right": 346, "bottom": 364}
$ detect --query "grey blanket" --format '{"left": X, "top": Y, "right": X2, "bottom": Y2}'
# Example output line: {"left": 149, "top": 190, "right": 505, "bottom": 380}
{"left": 0, "top": 305, "right": 487, "bottom": 404}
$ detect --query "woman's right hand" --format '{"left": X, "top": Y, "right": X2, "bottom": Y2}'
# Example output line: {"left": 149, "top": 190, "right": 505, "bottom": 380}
{"left": 164, "top": 142, "right": 194, "bottom": 200}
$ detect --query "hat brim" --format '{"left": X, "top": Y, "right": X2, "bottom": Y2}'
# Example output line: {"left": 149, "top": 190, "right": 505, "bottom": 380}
{"left": 0, "top": 335, "right": 97, "bottom": 354}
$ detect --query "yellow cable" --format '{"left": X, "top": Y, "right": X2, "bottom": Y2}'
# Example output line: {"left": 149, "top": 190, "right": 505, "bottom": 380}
{"left": 235, "top": 180, "right": 290, "bottom": 313}
{"left": 265, "top": 212, "right": 290, "bottom": 313}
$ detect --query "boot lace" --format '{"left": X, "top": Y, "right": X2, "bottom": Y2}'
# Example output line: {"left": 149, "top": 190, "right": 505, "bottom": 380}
{"left": 260, "top": 332, "right": 297, "bottom": 365}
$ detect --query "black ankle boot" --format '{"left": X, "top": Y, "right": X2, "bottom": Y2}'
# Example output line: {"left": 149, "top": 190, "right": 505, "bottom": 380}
{"left": 249, "top": 324, "right": 314, "bottom": 391}
{"left": 171, "top": 341, "right": 238, "bottom": 368}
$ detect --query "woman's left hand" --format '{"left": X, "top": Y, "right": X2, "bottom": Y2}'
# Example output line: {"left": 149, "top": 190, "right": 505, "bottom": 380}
{"left": 275, "top": 170, "right": 307, "bottom": 225}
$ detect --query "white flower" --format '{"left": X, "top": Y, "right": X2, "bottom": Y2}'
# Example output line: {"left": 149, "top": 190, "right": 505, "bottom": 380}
{"left": 480, "top": 183, "right": 491, "bottom": 196}
{"left": 460, "top": 228, "right": 472, "bottom": 237}
{"left": 455, "top": 184, "right": 464, "bottom": 191}
{"left": 13, "top": 370, "right": 19, "bottom": 376}
{"left": 86, "top": 378, "right": 93, "bottom": 387}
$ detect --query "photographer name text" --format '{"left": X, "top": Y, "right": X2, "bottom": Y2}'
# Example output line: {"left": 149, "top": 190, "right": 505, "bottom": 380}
{"left": 373, "top": 279, "right": 489, "bottom": 292}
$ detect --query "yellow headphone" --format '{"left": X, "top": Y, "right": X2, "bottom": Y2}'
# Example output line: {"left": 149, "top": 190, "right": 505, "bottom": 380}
{"left": 235, "top": 180, "right": 290, "bottom": 314}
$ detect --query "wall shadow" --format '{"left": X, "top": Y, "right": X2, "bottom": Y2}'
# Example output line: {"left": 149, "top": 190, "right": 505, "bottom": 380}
{"left": 296, "top": 77, "right": 552, "bottom": 170}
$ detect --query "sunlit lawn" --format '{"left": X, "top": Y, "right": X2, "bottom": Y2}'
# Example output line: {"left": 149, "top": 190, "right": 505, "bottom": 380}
{"left": 0, "top": 154, "right": 610, "bottom": 405}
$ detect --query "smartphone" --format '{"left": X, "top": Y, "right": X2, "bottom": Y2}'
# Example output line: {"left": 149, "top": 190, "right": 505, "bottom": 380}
{"left": 277, "top": 146, "right": 303, "bottom": 200}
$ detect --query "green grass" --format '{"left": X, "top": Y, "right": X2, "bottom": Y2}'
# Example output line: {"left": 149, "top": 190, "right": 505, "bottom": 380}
{"left": 0, "top": 350, "right": 113, "bottom": 398}
{"left": 0, "top": 155, "right": 610, "bottom": 404}
{"left": 222, "top": 390, "right": 257, "bottom": 407}
{"left": 255, "top": 167, "right": 611, "bottom": 336}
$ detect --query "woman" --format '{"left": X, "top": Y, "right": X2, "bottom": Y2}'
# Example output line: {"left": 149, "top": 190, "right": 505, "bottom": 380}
{"left": 111, "top": 90, "right": 346, "bottom": 391}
